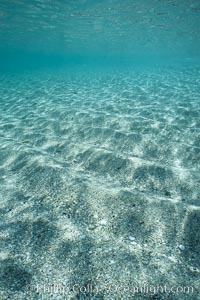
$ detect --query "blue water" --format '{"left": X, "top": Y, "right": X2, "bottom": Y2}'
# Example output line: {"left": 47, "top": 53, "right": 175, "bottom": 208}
{"left": 0, "top": 0, "right": 200, "bottom": 72}
{"left": 0, "top": 1, "right": 200, "bottom": 299}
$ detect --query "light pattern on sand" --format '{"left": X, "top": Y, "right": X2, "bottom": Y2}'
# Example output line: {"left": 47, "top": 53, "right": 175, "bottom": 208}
{"left": 0, "top": 68, "right": 200, "bottom": 299}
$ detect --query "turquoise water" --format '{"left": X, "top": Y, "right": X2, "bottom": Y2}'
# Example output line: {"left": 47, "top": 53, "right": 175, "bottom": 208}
{"left": 0, "top": 0, "right": 200, "bottom": 71}
{"left": 0, "top": 1, "right": 200, "bottom": 300}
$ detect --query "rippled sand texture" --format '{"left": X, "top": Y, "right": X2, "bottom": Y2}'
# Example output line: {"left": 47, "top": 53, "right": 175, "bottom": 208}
{"left": 0, "top": 68, "right": 200, "bottom": 299}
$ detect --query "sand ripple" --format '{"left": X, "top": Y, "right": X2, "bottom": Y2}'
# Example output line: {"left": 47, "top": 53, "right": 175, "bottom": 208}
{"left": 0, "top": 68, "right": 200, "bottom": 299}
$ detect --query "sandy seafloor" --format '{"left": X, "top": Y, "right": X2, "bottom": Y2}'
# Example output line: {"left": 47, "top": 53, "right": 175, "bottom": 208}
{"left": 0, "top": 67, "right": 200, "bottom": 300}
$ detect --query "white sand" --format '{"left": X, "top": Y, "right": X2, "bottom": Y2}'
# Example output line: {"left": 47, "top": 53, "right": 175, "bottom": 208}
{"left": 0, "top": 68, "right": 200, "bottom": 299}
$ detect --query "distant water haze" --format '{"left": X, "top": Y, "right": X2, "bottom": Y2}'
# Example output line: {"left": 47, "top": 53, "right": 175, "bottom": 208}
{"left": 0, "top": 0, "right": 199, "bottom": 71}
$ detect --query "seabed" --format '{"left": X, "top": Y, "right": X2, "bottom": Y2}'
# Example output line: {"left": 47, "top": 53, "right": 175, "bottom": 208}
{"left": 0, "top": 67, "right": 200, "bottom": 299}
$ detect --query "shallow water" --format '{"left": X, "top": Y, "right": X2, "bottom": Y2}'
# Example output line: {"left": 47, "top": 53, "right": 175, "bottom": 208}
{"left": 0, "top": 68, "right": 200, "bottom": 299}
{"left": 0, "top": 1, "right": 200, "bottom": 299}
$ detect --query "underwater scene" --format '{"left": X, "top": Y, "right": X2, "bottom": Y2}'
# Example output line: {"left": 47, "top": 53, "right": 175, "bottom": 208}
{"left": 0, "top": 1, "right": 200, "bottom": 299}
